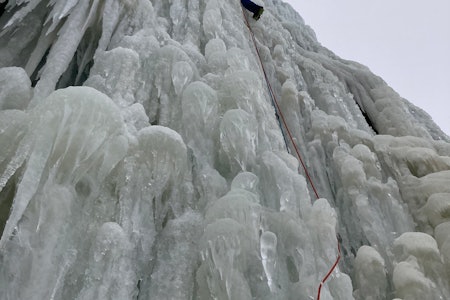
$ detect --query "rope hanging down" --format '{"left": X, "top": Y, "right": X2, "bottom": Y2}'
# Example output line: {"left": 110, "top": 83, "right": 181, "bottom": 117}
{"left": 240, "top": 6, "right": 319, "bottom": 199}
{"left": 240, "top": 5, "right": 341, "bottom": 300}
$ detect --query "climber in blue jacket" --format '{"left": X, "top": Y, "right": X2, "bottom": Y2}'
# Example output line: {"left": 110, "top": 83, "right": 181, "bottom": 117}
{"left": 241, "top": 0, "right": 264, "bottom": 20}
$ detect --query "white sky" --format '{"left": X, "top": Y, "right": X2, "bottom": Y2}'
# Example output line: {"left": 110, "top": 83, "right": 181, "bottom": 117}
{"left": 282, "top": 0, "right": 450, "bottom": 136}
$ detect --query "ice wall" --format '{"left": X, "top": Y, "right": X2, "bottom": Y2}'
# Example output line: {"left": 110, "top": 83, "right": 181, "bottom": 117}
{"left": 1, "top": 0, "right": 450, "bottom": 299}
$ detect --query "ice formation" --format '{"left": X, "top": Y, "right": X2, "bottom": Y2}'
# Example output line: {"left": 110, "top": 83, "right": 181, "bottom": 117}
{"left": 1, "top": 0, "right": 450, "bottom": 299}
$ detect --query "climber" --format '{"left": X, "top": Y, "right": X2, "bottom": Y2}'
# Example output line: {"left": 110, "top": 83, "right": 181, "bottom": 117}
{"left": 241, "top": 0, "right": 264, "bottom": 20}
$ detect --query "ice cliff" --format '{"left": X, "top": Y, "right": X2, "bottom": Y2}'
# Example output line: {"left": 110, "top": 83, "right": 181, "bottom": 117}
{"left": 1, "top": 0, "right": 450, "bottom": 299}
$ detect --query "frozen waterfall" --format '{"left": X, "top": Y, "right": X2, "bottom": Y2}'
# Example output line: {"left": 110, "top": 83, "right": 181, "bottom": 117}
{"left": 1, "top": 0, "right": 450, "bottom": 299}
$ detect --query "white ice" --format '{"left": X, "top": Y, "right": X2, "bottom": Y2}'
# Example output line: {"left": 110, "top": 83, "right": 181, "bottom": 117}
{"left": 0, "top": 0, "right": 449, "bottom": 299}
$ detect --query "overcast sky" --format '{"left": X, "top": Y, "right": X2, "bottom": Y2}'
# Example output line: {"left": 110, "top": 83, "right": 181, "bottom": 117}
{"left": 282, "top": 0, "right": 450, "bottom": 136}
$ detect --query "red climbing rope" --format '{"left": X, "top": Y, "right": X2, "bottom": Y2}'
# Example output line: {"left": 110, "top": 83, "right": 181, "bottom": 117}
{"left": 316, "top": 239, "right": 342, "bottom": 300}
{"left": 240, "top": 5, "right": 341, "bottom": 300}
{"left": 240, "top": 6, "right": 319, "bottom": 199}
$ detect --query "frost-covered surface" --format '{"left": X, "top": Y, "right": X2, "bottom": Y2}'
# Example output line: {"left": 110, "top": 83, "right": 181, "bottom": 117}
{"left": 1, "top": 0, "right": 450, "bottom": 299}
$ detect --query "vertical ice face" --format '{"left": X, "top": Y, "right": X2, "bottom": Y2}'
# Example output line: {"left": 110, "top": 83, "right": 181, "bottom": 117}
{"left": 0, "top": 86, "right": 129, "bottom": 299}
{"left": 1, "top": 0, "right": 450, "bottom": 299}
{"left": 0, "top": 67, "right": 32, "bottom": 110}
{"left": 260, "top": 231, "right": 278, "bottom": 292}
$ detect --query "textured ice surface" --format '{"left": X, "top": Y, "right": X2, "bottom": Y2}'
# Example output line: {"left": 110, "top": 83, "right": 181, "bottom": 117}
{"left": 1, "top": 0, "right": 450, "bottom": 299}
{"left": 0, "top": 67, "right": 32, "bottom": 110}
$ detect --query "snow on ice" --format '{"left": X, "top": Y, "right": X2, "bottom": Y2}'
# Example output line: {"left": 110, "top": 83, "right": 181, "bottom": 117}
{"left": 0, "top": 0, "right": 450, "bottom": 299}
